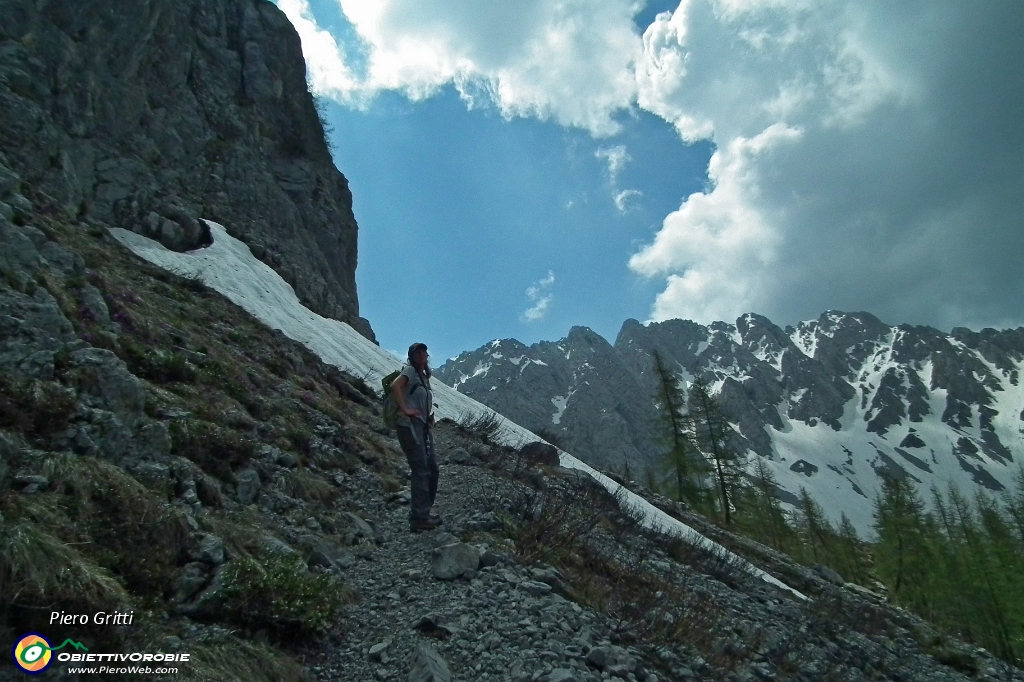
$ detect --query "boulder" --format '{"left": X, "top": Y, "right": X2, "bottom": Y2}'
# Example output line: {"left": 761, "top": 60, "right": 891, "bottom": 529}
{"left": 307, "top": 541, "right": 355, "bottom": 572}
{"left": 519, "top": 441, "right": 559, "bottom": 466}
{"left": 408, "top": 643, "right": 451, "bottom": 682}
{"left": 234, "top": 468, "right": 261, "bottom": 505}
{"left": 171, "top": 562, "right": 209, "bottom": 603}
{"left": 431, "top": 543, "right": 481, "bottom": 580}
{"left": 194, "top": 535, "right": 225, "bottom": 565}
{"left": 68, "top": 348, "right": 146, "bottom": 428}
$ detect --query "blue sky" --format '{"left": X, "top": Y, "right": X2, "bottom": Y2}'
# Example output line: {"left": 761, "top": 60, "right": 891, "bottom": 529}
{"left": 276, "top": 0, "right": 1024, "bottom": 362}
{"left": 327, "top": 90, "right": 711, "bottom": 360}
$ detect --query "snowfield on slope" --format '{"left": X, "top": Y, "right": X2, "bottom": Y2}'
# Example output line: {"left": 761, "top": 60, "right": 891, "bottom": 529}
{"left": 111, "top": 221, "right": 806, "bottom": 600}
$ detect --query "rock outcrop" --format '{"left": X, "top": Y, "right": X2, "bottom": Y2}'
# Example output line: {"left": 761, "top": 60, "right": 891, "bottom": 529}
{"left": 0, "top": 0, "right": 373, "bottom": 339}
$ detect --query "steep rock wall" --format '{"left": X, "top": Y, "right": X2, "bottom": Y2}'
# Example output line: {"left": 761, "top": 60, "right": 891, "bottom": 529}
{"left": 0, "top": 0, "right": 374, "bottom": 339}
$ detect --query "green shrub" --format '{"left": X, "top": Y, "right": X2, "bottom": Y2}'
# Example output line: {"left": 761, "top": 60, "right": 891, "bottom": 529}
{"left": 217, "top": 554, "right": 353, "bottom": 638}
{"left": 169, "top": 419, "right": 255, "bottom": 480}
{"left": 117, "top": 337, "right": 197, "bottom": 383}
{"left": 457, "top": 409, "right": 505, "bottom": 444}
{"left": 0, "top": 376, "right": 77, "bottom": 441}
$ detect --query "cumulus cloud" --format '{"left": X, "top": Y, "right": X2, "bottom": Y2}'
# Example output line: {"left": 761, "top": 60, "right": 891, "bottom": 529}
{"left": 523, "top": 271, "right": 556, "bottom": 322}
{"left": 281, "top": 0, "right": 644, "bottom": 135}
{"left": 281, "top": 0, "right": 1024, "bottom": 331}
{"left": 629, "top": 123, "right": 799, "bottom": 319}
{"left": 276, "top": 0, "right": 363, "bottom": 102}
{"left": 629, "top": 0, "right": 1024, "bottom": 329}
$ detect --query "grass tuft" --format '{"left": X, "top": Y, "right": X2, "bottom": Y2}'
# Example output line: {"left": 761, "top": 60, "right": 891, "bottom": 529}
{"left": 183, "top": 639, "right": 307, "bottom": 682}
{"left": 169, "top": 419, "right": 256, "bottom": 480}
{"left": 282, "top": 470, "right": 336, "bottom": 504}
{"left": 0, "top": 522, "right": 129, "bottom": 607}
{"left": 0, "top": 376, "right": 78, "bottom": 441}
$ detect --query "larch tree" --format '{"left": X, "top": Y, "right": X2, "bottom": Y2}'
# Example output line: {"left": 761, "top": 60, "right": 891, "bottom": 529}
{"left": 651, "top": 350, "right": 707, "bottom": 507}
{"left": 687, "top": 375, "right": 744, "bottom": 525}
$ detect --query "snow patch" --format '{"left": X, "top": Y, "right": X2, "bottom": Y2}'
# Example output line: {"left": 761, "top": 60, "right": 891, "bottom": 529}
{"left": 551, "top": 395, "right": 570, "bottom": 425}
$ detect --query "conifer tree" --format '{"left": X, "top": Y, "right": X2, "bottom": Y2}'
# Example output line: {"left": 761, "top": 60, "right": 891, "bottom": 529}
{"left": 687, "top": 375, "right": 743, "bottom": 525}
{"left": 929, "top": 485, "right": 1024, "bottom": 664}
{"left": 872, "top": 474, "right": 932, "bottom": 605}
{"left": 796, "top": 487, "right": 833, "bottom": 564}
{"left": 743, "top": 457, "right": 793, "bottom": 551}
{"left": 930, "top": 485, "right": 974, "bottom": 634}
{"left": 651, "top": 350, "right": 708, "bottom": 507}
{"left": 951, "top": 487, "right": 1018, "bottom": 662}
{"left": 1002, "top": 463, "right": 1024, "bottom": 544}
{"left": 836, "top": 512, "right": 873, "bottom": 584}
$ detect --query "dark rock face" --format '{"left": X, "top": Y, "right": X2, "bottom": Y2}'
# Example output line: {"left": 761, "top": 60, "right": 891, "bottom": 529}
{"left": 437, "top": 311, "right": 1024, "bottom": 526}
{"left": 435, "top": 327, "right": 657, "bottom": 473}
{"left": 0, "top": 0, "right": 373, "bottom": 339}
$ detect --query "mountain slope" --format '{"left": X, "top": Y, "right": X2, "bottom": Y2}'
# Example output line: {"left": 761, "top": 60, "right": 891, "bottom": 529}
{"left": 436, "top": 313, "right": 1024, "bottom": 533}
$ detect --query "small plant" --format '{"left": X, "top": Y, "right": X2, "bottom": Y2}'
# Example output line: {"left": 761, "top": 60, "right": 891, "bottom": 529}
{"left": 0, "top": 522, "right": 129, "bottom": 608}
{"left": 117, "top": 337, "right": 197, "bottom": 383}
{"left": 285, "top": 425, "right": 313, "bottom": 456}
{"left": 217, "top": 553, "right": 353, "bottom": 638}
{"left": 457, "top": 409, "right": 505, "bottom": 444}
{"left": 0, "top": 376, "right": 77, "bottom": 442}
{"left": 169, "top": 419, "right": 256, "bottom": 480}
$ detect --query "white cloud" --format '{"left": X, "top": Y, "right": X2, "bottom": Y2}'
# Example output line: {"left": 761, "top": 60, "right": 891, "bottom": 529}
{"left": 629, "top": 123, "right": 799, "bottom": 320}
{"left": 281, "top": 0, "right": 644, "bottom": 135}
{"left": 523, "top": 271, "right": 556, "bottom": 322}
{"left": 280, "top": 0, "right": 1024, "bottom": 331}
{"left": 276, "top": 0, "right": 363, "bottom": 103}
{"left": 596, "top": 145, "right": 642, "bottom": 212}
{"left": 595, "top": 145, "right": 631, "bottom": 182}
{"left": 614, "top": 189, "right": 643, "bottom": 213}
{"left": 628, "top": 0, "right": 1024, "bottom": 329}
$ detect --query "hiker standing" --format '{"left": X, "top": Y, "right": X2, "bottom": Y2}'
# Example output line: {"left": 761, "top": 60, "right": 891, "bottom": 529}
{"left": 391, "top": 342, "right": 441, "bottom": 531}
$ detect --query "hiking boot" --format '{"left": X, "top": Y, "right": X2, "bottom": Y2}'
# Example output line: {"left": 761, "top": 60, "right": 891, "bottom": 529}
{"left": 410, "top": 517, "right": 441, "bottom": 532}
{"left": 428, "top": 511, "right": 443, "bottom": 525}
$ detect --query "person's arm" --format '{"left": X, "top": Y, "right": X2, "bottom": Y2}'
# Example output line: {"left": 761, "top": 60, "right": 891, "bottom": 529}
{"left": 390, "top": 374, "right": 421, "bottom": 418}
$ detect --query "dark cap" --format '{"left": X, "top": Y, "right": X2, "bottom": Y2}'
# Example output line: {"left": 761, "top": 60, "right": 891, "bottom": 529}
{"left": 408, "top": 343, "right": 428, "bottom": 361}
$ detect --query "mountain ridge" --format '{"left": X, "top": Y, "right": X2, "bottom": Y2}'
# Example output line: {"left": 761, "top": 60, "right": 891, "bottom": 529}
{"left": 436, "top": 312, "right": 1024, "bottom": 533}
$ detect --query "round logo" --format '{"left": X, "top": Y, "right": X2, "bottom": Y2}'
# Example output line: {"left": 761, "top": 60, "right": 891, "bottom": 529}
{"left": 12, "top": 633, "right": 52, "bottom": 674}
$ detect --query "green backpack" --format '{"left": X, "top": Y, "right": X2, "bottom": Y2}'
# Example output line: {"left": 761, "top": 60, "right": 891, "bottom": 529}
{"left": 381, "top": 370, "right": 402, "bottom": 429}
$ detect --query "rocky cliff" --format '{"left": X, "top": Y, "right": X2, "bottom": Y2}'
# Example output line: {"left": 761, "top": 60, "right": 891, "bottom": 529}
{"left": 436, "top": 313, "right": 1024, "bottom": 532}
{"left": 0, "top": 0, "right": 373, "bottom": 339}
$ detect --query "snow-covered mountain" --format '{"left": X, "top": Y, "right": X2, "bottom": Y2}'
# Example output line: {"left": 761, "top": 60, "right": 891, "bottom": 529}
{"left": 436, "top": 314, "right": 1024, "bottom": 533}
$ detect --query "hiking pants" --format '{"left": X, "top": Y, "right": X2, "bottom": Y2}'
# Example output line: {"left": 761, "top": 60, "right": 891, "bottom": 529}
{"left": 396, "top": 420, "right": 438, "bottom": 521}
